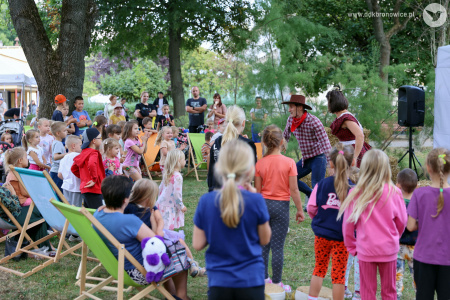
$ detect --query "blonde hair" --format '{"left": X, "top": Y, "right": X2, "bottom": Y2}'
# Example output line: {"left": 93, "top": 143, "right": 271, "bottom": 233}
{"left": 329, "top": 144, "right": 354, "bottom": 202}
{"left": 215, "top": 139, "right": 255, "bottom": 228}
{"left": 261, "top": 125, "right": 286, "bottom": 156}
{"left": 50, "top": 121, "right": 66, "bottom": 135}
{"left": 171, "top": 126, "right": 179, "bottom": 136}
{"left": 37, "top": 118, "right": 49, "bottom": 127}
{"left": 426, "top": 148, "right": 450, "bottom": 217}
{"left": 338, "top": 149, "right": 395, "bottom": 223}
{"left": 129, "top": 178, "right": 159, "bottom": 210}
{"left": 222, "top": 105, "right": 246, "bottom": 146}
{"left": 1, "top": 132, "right": 12, "bottom": 142}
{"left": 155, "top": 126, "right": 172, "bottom": 146}
{"left": 65, "top": 135, "right": 82, "bottom": 149}
{"left": 22, "top": 129, "right": 39, "bottom": 151}
{"left": 141, "top": 91, "right": 149, "bottom": 98}
{"left": 4, "top": 147, "right": 26, "bottom": 173}
{"left": 163, "top": 149, "right": 185, "bottom": 185}
{"left": 103, "top": 138, "right": 121, "bottom": 155}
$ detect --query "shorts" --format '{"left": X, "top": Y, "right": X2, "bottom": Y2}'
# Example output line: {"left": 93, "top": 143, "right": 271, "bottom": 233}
{"left": 313, "top": 235, "right": 348, "bottom": 284}
{"left": 123, "top": 166, "right": 141, "bottom": 177}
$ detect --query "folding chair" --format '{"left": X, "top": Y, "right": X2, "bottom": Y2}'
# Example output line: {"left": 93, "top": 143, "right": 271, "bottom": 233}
{"left": 255, "top": 142, "right": 263, "bottom": 160}
{"left": 0, "top": 167, "right": 96, "bottom": 278}
{"left": 142, "top": 133, "right": 161, "bottom": 180}
{"left": 51, "top": 199, "right": 175, "bottom": 300}
{"left": 185, "top": 133, "right": 208, "bottom": 181}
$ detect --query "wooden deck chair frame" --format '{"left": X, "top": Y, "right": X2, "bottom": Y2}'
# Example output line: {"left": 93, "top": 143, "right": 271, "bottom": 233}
{"left": 0, "top": 167, "right": 97, "bottom": 278}
{"left": 185, "top": 133, "right": 208, "bottom": 182}
{"left": 142, "top": 133, "right": 161, "bottom": 181}
{"left": 255, "top": 142, "right": 263, "bottom": 160}
{"left": 51, "top": 199, "right": 175, "bottom": 300}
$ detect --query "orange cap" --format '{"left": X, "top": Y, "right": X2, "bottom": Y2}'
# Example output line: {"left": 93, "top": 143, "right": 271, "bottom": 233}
{"left": 54, "top": 94, "right": 67, "bottom": 104}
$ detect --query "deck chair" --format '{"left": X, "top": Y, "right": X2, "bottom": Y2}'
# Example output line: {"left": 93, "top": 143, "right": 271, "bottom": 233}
{"left": 0, "top": 167, "right": 96, "bottom": 278}
{"left": 255, "top": 142, "right": 263, "bottom": 160}
{"left": 142, "top": 133, "right": 161, "bottom": 180}
{"left": 185, "top": 133, "right": 208, "bottom": 181}
{"left": 51, "top": 200, "right": 175, "bottom": 300}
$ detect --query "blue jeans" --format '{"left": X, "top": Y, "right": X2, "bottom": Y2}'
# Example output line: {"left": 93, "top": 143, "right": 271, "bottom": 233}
{"left": 50, "top": 171, "right": 63, "bottom": 193}
{"left": 251, "top": 123, "right": 261, "bottom": 142}
{"left": 296, "top": 153, "right": 326, "bottom": 197}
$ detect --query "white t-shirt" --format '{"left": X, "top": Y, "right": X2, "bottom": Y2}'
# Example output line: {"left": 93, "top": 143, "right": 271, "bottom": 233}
{"left": 58, "top": 152, "right": 81, "bottom": 193}
{"left": 157, "top": 98, "right": 164, "bottom": 115}
{"left": 39, "top": 134, "right": 55, "bottom": 165}
{"left": 27, "top": 145, "right": 45, "bottom": 165}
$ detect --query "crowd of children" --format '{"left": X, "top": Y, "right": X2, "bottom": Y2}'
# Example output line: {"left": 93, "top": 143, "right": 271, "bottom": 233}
{"left": 1, "top": 92, "right": 449, "bottom": 300}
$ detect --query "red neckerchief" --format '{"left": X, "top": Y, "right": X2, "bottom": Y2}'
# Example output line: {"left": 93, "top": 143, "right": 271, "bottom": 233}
{"left": 291, "top": 112, "right": 308, "bottom": 132}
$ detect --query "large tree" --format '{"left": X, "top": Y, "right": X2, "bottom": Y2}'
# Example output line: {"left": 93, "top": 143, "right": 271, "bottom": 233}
{"left": 8, "top": 0, "right": 97, "bottom": 118}
{"left": 95, "top": 0, "right": 257, "bottom": 117}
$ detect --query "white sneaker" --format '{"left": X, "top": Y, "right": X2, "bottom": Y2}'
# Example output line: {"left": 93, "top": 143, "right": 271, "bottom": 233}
{"left": 68, "top": 235, "right": 82, "bottom": 242}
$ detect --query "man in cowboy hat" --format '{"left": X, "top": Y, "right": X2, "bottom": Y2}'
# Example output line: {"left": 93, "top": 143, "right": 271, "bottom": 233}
{"left": 282, "top": 95, "right": 331, "bottom": 199}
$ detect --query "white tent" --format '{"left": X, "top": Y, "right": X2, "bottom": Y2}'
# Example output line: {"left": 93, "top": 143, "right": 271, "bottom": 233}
{"left": 433, "top": 45, "right": 450, "bottom": 150}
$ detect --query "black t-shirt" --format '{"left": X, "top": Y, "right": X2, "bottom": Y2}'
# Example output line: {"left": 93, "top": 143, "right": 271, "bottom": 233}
{"left": 207, "top": 135, "right": 257, "bottom": 192}
{"left": 4, "top": 108, "right": 21, "bottom": 118}
{"left": 51, "top": 110, "right": 64, "bottom": 122}
{"left": 186, "top": 97, "right": 207, "bottom": 126}
{"left": 135, "top": 102, "right": 155, "bottom": 127}
{"left": 157, "top": 114, "right": 174, "bottom": 129}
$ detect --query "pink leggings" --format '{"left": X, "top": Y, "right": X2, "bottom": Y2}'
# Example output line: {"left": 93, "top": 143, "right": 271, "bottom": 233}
{"left": 359, "top": 260, "right": 396, "bottom": 300}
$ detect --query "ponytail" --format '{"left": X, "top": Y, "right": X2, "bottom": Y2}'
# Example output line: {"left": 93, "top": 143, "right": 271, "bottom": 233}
{"left": 22, "top": 129, "right": 39, "bottom": 151}
{"left": 215, "top": 139, "right": 254, "bottom": 228}
{"left": 425, "top": 148, "right": 450, "bottom": 218}
{"left": 434, "top": 153, "right": 447, "bottom": 218}
{"left": 4, "top": 147, "right": 26, "bottom": 174}
{"left": 222, "top": 105, "right": 245, "bottom": 146}
{"left": 329, "top": 144, "right": 354, "bottom": 202}
{"left": 261, "top": 125, "right": 284, "bottom": 156}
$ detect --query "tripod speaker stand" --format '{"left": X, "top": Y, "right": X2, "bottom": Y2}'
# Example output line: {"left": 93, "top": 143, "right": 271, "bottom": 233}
{"left": 397, "top": 127, "right": 423, "bottom": 178}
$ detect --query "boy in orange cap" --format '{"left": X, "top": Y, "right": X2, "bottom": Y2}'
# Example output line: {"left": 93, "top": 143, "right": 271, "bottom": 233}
{"left": 52, "top": 94, "right": 68, "bottom": 122}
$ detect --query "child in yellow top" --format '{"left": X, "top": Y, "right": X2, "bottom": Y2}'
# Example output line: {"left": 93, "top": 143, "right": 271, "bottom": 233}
{"left": 109, "top": 103, "right": 126, "bottom": 125}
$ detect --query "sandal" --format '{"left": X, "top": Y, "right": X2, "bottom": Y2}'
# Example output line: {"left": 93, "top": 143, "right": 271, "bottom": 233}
{"left": 189, "top": 260, "right": 200, "bottom": 278}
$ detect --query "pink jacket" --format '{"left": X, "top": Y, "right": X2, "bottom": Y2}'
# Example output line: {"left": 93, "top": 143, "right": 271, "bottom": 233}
{"left": 343, "top": 183, "right": 407, "bottom": 262}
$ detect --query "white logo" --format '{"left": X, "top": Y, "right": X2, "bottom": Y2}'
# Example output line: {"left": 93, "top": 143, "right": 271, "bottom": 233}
{"left": 423, "top": 3, "right": 447, "bottom": 27}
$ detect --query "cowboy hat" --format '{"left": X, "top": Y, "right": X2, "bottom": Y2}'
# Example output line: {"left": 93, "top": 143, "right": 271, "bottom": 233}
{"left": 281, "top": 95, "right": 312, "bottom": 110}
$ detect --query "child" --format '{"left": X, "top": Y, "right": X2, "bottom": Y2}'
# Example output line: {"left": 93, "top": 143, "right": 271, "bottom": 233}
{"left": 406, "top": 148, "right": 450, "bottom": 299}
{"left": 339, "top": 149, "right": 407, "bottom": 300}
{"left": 193, "top": 139, "right": 271, "bottom": 298}
{"left": 307, "top": 144, "right": 354, "bottom": 300}
{"left": 142, "top": 117, "right": 158, "bottom": 135}
{"left": 209, "top": 118, "right": 226, "bottom": 145}
{"left": 255, "top": 125, "right": 304, "bottom": 293}
{"left": 71, "top": 128, "right": 105, "bottom": 209}
{"left": 109, "top": 103, "right": 126, "bottom": 125}
{"left": 117, "top": 120, "right": 126, "bottom": 130}
{"left": 204, "top": 119, "right": 215, "bottom": 133}
{"left": 120, "top": 98, "right": 129, "bottom": 121}
{"left": 72, "top": 96, "right": 92, "bottom": 137}
{"left": 105, "top": 124, "right": 124, "bottom": 156}
{"left": 103, "top": 138, "right": 121, "bottom": 176}
{"left": 4, "top": 147, "right": 32, "bottom": 206}
{"left": 62, "top": 106, "right": 76, "bottom": 134}
{"left": 202, "top": 132, "right": 213, "bottom": 163}
{"left": 395, "top": 168, "right": 418, "bottom": 299}
{"left": 121, "top": 120, "right": 149, "bottom": 181}
{"left": 154, "top": 126, "right": 175, "bottom": 172}
{"left": 157, "top": 149, "right": 186, "bottom": 230}
{"left": 1, "top": 132, "right": 14, "bottom": 149}
{"left": 344, "top": 254, "right": 360, "bottom": 299}
{"left": 52, "top": 94, "right": 67, "bottom": 122}
{"left": 82, "top": 115, "right": 107, "bottom": 145}
{"left": 22, "top": 129, "right": 50, "bottom": 171}
{"left": 124, "top": 178, "right": 206, "bottom": 277}
{"left": 156, "top": 104, "right": 175, "bottom": 131}
{"left": 37, "top": 118, "right": 54, "bottom": 166}
{"left": 58, "top": 135, "right": 82, "bottom": 207}
{"left": 30, "top": 107, "right": 39, "bottom": 129}
{"left": 50, "top": 121, "right": 68, "bottom": 191}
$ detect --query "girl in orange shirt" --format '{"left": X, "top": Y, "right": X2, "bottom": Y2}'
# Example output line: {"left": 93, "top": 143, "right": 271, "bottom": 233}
{"left": 255, "top": 124, "right": 305, "bottom": 292}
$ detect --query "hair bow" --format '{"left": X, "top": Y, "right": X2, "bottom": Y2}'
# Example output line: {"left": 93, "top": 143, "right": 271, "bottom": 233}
{"left": 438, "top": 154, "right": 446, "bottom": 164}
{"left": 93, "top": 121, "right": 98, "bottom": 126}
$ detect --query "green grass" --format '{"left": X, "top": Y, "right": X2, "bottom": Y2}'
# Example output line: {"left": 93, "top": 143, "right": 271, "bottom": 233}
{"left": 0, "top": 177, "right": 416, "bottom": 299}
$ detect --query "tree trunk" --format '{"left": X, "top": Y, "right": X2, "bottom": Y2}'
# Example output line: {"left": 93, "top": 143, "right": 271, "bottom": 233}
{"left": 8, "top": 0, "right": 96, "bottom": 119}
{"left": 168, "top": 28, "right": 185, "bottom": 118}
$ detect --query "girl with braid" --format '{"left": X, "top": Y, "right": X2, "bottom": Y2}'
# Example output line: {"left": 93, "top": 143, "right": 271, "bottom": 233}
{"left": 406, "top": 148, "right": 450, "bottom": 299}
{"left": 306, "top": 144, "right": 354, "bottom": 300}
{"left": 255, "top": 125, "right": 305, "bottom": 293}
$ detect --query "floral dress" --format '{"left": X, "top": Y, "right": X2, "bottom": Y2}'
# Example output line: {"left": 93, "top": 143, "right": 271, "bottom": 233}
{"left": 157, "top": 171, "right": 185, "bottom": 230}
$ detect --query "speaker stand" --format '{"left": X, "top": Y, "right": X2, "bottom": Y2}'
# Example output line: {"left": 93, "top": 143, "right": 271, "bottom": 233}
{"left": 398, "top": 127, "right": 423, "bottom": 178}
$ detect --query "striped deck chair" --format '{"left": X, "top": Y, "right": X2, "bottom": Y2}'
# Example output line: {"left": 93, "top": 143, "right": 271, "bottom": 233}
{"left": 51, "top": 200, "right": 176, "bottom": 300}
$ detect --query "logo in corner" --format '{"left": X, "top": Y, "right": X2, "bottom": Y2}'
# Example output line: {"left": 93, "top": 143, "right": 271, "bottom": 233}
{"left": 423, "top": 3, "right": 447, "bottom": 27}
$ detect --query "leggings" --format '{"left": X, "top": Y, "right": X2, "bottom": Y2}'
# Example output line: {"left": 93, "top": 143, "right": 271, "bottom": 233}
{"left": 345, "top": 254, "right": 360, "bottom": 291}
{"left": 414, "top": 259, "right": 450, "bottom": 300}
{"left": 209, "top": 285, "right": 265, "bottom": 300}
{"left": 262, "top": 199, "right": 289, "bottom": 283}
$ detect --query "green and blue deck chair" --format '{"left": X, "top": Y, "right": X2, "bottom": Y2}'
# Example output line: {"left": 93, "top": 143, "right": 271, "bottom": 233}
{"left": 186, "top": 133, "right": 208, "bottom": 181}
{"left": 51, "top": 200, "right": 175, "bottom": 300}
{"left": 0, "top": 167, "right": 96, "bottom": 278}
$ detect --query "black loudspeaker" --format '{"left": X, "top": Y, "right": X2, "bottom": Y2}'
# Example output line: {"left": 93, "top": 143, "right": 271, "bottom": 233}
{"left": 398, "top": 85, "right": 425, "bottom": 127}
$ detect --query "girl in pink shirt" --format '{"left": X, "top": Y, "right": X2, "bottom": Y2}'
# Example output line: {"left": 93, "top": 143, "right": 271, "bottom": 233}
{"left": 255, "top": 125, "right": 305, "bottom": 293}
{"left": 338, "top": 149, "right": 407, "bottom": 300}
